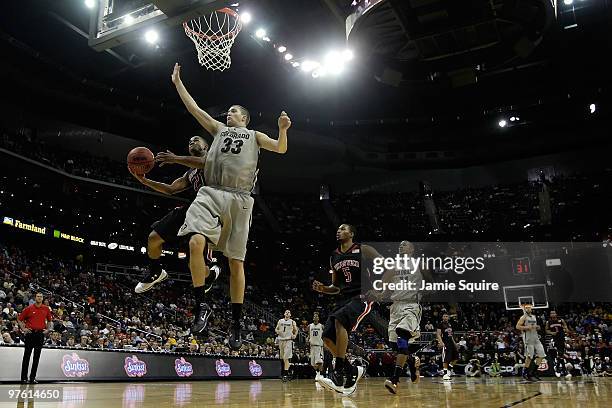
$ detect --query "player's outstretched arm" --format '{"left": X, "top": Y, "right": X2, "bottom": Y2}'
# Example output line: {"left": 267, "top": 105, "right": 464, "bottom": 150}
{"left": 155, "top": 150, "right": 206, "bottom": 169}
{"left": 129, "top": 167, "right": 189, "bottom": 195}
{"left": 172, "top": 63, "right": 223, "bottom": 136}
{"left": 255, "top": 111, "right": 290, "bottom": 153}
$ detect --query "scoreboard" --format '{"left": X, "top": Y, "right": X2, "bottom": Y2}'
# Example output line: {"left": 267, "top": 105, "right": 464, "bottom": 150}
{"left": 512, "top": 257, "right": 532, "bottom": 276}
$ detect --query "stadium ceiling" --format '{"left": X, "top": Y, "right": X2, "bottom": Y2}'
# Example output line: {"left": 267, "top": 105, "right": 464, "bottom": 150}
{"left": 0, "top": 0, "right": 610, "bottom": 155}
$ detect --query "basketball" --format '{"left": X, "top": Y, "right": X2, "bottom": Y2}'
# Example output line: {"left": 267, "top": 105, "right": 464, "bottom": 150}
{"left": 127, "top": 147, "right": 154, "bottom": 175}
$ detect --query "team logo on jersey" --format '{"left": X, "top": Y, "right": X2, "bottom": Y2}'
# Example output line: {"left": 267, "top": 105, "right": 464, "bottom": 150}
{"left": 220, "top": 129, "right": 250, "bottom": 140}
{"left": 124, "top": 355, "right": 147, "bottom": 377}
{"left": 174, "top": 357, "right": 194, "bottom": 377}
{"left": 248, "top": 360, "right": 263, "bottom": 377}
{"left": 61, "top": 353, "right": 90, "bottom": 377}
{"left": 215, "top": 359, "right": 231, "bottom": 377}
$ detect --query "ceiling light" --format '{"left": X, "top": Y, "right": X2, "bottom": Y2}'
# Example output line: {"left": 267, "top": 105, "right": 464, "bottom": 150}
{"left": 301, "top": 60, "right": 320, "bottom": 73}
{"left": 240, "top": 12, "right": 252, "bottom": 24}
{"left": 144, "top": 30, "right": 159, "bottom": 44}
{"left": 324, "top": 51, "right": 344, "bottom": 75}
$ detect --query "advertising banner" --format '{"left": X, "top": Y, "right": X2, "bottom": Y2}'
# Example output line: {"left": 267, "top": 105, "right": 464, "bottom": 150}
{"left": 0, "top": 346, "right": 280, "bottom": 382}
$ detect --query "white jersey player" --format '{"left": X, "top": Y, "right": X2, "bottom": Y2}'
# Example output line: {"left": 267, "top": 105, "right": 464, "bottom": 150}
{"left": 384, "top": 241, "right": 423, "bottom": 394}
{"left": 516, "top": 304, "right": 546, "bottom": 382}
{"left": 276, "top": 309, "right": 298, "bottom": 381}
{"left": 308, "top": 313, "right": 325, "bottom": 380}
{"left": 172, "top": 62, "right": 291, "bottom": 350}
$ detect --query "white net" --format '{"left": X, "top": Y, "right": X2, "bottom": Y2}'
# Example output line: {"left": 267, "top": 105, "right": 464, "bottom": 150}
{"left": 183, "top": 8, "right": 242, "bottom": 71}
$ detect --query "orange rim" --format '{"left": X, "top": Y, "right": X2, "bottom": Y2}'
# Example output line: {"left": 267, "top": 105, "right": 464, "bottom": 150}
{"left": 183, "top": 8, "right": 242, "bottom": 41}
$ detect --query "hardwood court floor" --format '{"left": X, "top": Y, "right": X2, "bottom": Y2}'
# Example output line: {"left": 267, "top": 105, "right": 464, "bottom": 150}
{"left": 0, "top": 377, "right": 610, "bottom": 408}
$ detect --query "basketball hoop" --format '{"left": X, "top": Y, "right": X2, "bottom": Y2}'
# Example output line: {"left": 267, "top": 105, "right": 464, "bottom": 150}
{"left": 183, "top": 8, "right": 242, "bottom": 71}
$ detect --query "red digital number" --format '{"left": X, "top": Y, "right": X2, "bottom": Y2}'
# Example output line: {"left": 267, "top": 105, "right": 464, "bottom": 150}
{"left": 512, "top": 258, "right": 531, "bottom": 276}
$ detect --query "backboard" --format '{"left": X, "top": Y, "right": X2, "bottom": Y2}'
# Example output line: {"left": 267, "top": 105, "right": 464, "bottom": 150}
{"left": 503, "top": 284, "right": 549, "bottom": 311}
{"left": 88, "top": 0, "right": 232, "bottom": 51}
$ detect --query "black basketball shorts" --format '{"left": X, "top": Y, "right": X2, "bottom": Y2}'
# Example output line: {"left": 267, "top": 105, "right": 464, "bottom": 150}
{"left": 151, "top": 206, "right": 188, "bottom": 243}
{"left": 322, "top": 299, "right": 373, "bottom": 344}
{"left": 442, "top": 342, "right": 459, "bottom": 364}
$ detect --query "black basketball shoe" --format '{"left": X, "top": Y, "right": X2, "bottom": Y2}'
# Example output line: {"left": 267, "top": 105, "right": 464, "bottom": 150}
{"left": 191, "top": 302, "right": 212, "bottom": 334}
{"left": 134, "top": 269, "right": 168, "bottom": 294}
{"left": 228, "top": 324, "right": 242, "bottom": 350}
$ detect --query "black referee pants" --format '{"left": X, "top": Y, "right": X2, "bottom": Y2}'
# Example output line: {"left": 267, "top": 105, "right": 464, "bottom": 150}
{"left": 21, "top": 331, "right": 44, "bottom": 381}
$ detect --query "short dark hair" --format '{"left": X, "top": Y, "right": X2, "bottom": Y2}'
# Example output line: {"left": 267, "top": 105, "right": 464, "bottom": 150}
{"left": 192, "top": 135, "right": 209, "bottom": 148}
{"left": 35, "top": 292, "right": 43, "bottom": 297}
{"left": 345, "top": 224, "right": 356, "bottom": 237}
{"left": 234, "top": 105, "right": 250, "bottom": 126}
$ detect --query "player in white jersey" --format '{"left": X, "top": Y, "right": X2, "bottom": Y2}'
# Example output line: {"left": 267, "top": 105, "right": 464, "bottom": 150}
{"left": 516, "top": 304, "right": 546, "bottom": 381}
{"left": 308, "top": 313, "right": 325, "bottom": 381}
{"left": 276, "top": 310, "right": 298, "bottom": 381}
{"left": 171, "top": 63, "right": 291, "bottom": 349}
{"left": 383, "top": 241, "right": 423, "bottom": 394}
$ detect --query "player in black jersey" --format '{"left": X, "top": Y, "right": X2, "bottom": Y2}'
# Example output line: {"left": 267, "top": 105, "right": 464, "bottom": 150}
{"left": 546, "top": 310, "right": 570, "bottom": 378}
{"left": 312, "top": 224, "right": 381, "bottom": 396}
{"left": 436, "top": 312, "right": 458, "bottom": 380}
{"left": 129, "top": 136, "right": 220, "bottom": 333}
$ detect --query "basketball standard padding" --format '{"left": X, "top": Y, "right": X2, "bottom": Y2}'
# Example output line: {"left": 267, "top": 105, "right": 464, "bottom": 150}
{"left": 127, "top": 147, "right": 155, "bottom": 175}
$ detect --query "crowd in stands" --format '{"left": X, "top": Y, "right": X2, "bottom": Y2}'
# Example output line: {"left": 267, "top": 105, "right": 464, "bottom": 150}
{"left": 2, "top": 124, "right": 612, "bottom": 245}
{"left": 0, "top": 242, "right": 281, "bottom": 358}
{"left": 1, "top": 129, "right": 146, "bottom": 191}
{"left": 2, "top": 235, "right": 610, "bottom": 376}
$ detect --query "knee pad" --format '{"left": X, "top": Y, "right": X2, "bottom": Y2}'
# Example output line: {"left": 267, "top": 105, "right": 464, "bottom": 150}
{"left": 396, "top": 337, "right": 409, "bottom": 355}
{"left": 396, "top": 328, "right": 412, "bottom": 354}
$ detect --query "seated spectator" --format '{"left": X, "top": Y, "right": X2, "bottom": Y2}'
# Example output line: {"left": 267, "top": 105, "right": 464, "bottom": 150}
{"left": 76, "top": 335, "right": 89, "bottom": 349}
{"left": 95, "top": 337, "right": 106, "bottom": 349}
{"left": 1, "top": 331, "right": 15, "bottom": 345}
{"left": 45, "top": 331, "right": 63, "bottom": 346}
